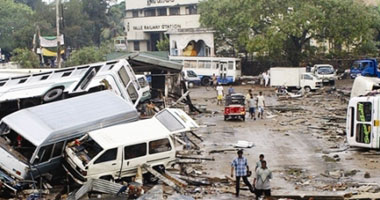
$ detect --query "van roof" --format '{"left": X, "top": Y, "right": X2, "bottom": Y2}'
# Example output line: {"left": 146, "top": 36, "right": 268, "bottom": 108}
{"left": 2, "top": 91, "right": 138, "bottom": 146}
{"left": 90, "top": 118, "right": 171, "bottom": 149}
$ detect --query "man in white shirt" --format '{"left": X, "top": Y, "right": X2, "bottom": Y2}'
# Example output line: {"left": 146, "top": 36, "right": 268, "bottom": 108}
{"left": 216, "top": 84, "right": 224, "bottom": 105}
{"left": 253, "top": 160, "right": 272, "bottom": 199}
{"left": 257, "top": 91, "right": 265, "bottom": 119}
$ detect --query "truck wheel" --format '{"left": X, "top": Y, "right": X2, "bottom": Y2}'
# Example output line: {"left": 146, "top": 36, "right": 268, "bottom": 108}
{"left": 242, "top": 116, "right": 245, "bottom": 121}
{"left": 224, "top": 116, "right": 228, "bottom": 121}
{"left": 304, "top": 86, "right": 311, "bottom": 93}
{"left": 43, "top": 88, "right": 63, "bottom": 102}
{"left": 201, "top": 77, "right": 211, "bottom": 86}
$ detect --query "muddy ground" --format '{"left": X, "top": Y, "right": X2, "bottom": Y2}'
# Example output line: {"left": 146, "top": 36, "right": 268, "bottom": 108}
{"left": 186, "top": 79, "right": 380, "bottom": 199}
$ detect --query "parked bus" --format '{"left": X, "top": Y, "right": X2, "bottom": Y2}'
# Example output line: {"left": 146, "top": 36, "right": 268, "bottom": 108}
{"left": 169, "top": 56, "right": 241, "bottom": 85}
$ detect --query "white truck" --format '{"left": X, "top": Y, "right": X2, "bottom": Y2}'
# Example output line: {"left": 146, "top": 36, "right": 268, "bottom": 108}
{"left": 311, "top": 64, "right": 336, "bottom": 85}
{"left": 0, "top": 59, "right": 148, "bottom": 119}
{"left": 270, "top": 67, "right": 323, "bottom": 92}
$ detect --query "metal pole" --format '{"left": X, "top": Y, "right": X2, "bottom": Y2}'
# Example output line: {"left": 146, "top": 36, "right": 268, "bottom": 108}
{"left": 56, "top": 0, "right": 61, "bottom": 68}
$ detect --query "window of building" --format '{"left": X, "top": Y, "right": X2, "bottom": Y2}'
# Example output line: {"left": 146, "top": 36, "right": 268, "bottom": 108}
{"left": 144, "top": 8, "right": 156, "bottom": 17}
{"left": 157, "top": 8, "right": 167, "bottom": 16}
{"left": 185, "top": 5, "right": 197, "bottom": 15}
{"left": 132, "top": 10, "right": 139, "bottom": 17}
{"left": 169, "top": 7, "right": 180, "bottom": 15}
{"left": 124, "top": 143, "right": 146, "bottom": 160}
{"left": 134, "top": 41, "right": 140, "bottom": 51}
{"left": 149, "top": 138, "right": 172, "bottom": 154}
{"left": 94, "top": 148, "right": 117, "bottom": 164}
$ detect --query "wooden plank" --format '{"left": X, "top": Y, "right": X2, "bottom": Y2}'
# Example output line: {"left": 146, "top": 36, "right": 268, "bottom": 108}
{"left": 189, "top": 131, "right": 203, "bottom": 142}
{"left": 142, "top": 164, "right": 185, "bottom": 194}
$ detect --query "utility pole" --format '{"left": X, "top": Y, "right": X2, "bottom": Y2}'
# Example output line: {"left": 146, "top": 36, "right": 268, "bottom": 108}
{"left": 56, "top": 0, "right": 61, "bottom": 68}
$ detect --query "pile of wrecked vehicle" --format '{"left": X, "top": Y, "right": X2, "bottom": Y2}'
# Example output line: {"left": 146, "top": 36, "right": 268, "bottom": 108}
{"left": 0, "top": 59, "right": 200, "bottom": 199}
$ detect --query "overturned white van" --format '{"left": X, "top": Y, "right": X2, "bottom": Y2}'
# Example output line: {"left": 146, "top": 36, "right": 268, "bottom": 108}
{"left": 0, "top": 91, "right": 138, "bottom": 192}
{"left": 63, "top": 108, "right": 198, "bottom": 184}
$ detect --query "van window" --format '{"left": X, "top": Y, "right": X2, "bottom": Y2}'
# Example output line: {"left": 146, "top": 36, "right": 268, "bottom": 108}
{"left": 127, "top": 84, "right": 138, "bottom": 103}
{"left": 149, "top": 138, "right": 171, "bottom": 154}
{"left": 155, "top": 110, "right": 185, "bottom": 132}
{"left": 228, "top": 61, "right": 234, "bottom": 70}
{"left": 118, "top": 67, "right": 131, "bottom": 88}
{"left": 187, "top": 70, "right": 198, "bottom": 78}
{"left": 37, "top": 144, "right": 54, "bottom": 163}
{"left": 52, "top": 141, "right": 65, "bottom": 157}
{"left": 0, "top": 125, "right": 36, "bottom": 162}
{"left": 124, "top": 143, "right": 146, "bottom": 159}
{"left": 138, "top": 77, "right": 148, "bottom": 88}
{"left": 94, "top": 148, "right": 117, "bottom": 164}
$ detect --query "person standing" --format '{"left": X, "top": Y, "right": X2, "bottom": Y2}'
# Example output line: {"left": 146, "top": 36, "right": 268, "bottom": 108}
{"left": 248, "top": 95, "right": 256, "bottom": 120}
{"left": 216, "top": 83, "right": 224, "bottom": 105}
{"left": 263, "top": 72, "right": 270, "bottom": 87}
{"left": 253, "top": 160, "right": 272, "bottom": 199}
{"left": 257, "top": 92, "right": 265, "bottom": 119}
{"left": 228, "top": 85, "right": 235, "bottom": 95}
{"left": 255, "top": 154, "right": 265, "bottom": 171}
{"left": 231, "top": 150, "right": 255, "bottom": 197}
{"left": 212, "top": 73, "right": 217, "bottom": 88}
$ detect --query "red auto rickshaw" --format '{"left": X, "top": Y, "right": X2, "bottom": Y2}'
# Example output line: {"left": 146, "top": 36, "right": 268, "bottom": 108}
{"left": 224, "top": 93, "right": 246, "bottom": 121}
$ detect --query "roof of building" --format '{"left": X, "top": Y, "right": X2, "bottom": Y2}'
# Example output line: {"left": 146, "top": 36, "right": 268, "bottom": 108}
{"left": 107, "top": 51, "right": 182, "bottom": 73}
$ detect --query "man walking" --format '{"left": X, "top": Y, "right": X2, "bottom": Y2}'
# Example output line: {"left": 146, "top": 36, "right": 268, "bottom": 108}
{"left": 255, "top": 154, "right": 264, "bottom": 171}
{"left": 248, "top": 95, "right": 256, "bottom": 120}
{"left": 216, "top": 83, "right": 224, "bottom": 105}
{"left": 257, "top": 92, "right": 265, "bottom": 119}
{"left": 253, "top": 160, "right": 272, "bottom": 199}
{"left": 231, "top": 150, "right": 255, "bottom": 197}
{"left": 228, "top": 85, "right": 235, "bottom": 95}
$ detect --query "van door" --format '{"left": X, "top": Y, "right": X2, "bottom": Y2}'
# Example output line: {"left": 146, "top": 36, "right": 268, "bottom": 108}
{"left": 88, "top": 147, "right": 121, "bottom": 180}
{"left": 300, "top": 74, "right": 314, "bottom": 89}
{"left": 353, "top": 101, "right": 374, "bottom": 148}
{"left": 120, "top": 143, "right": 147, "bottom": 178}
{"left": 219, "top": 61, "right": 227, "bottom": 84}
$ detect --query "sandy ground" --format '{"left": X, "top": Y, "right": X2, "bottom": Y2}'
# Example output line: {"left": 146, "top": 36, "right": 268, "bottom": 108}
{"left": 186, "top": 79, "right": 380, "bottom": 199}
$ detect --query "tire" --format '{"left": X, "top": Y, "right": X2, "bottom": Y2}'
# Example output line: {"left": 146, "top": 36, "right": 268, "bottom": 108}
{"left": 304, "top": 86, "right": 311, "bottom": 93}
{"left": 242, "top": 116, "right": 245, "bottom": 121}
{"left": 224, "top": 116, "right": 228, "bottom": 121}
{"left": 43, "top": 88, "right": 63, "bottom": 102}
{"left": 201, "top": 77, "right": 211, "bottom": 86}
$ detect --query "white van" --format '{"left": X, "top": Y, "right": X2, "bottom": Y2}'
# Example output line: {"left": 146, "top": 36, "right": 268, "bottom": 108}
{"left": 63, "top": 108, "right": 198, "bottom": 184}
{"left": 136, "top": 74, "right": 151, "bottom": 102}
{"left": 0, "top": 91, "right": 138, "bottom": 192}
{"left": 182, "top": 69, "right": 201, "bottom": 86}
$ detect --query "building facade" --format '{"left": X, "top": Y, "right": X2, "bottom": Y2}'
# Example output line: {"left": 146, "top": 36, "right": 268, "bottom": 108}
{"left": 125, "top": 0, "right": 201, "bottom": 52}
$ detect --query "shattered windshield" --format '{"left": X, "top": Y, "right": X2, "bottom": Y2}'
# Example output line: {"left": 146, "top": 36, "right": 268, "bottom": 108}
{"left": 155, "top": 110, "right": 185, "bottom": 132}
{"left": 0, "top": 123, "right": 36, "bottom": 162}
{"left": 71, "top": 137, "right": 103, "bottom": 165}
{"left": 317, "top": 66, "right": 334, "bottom": 74}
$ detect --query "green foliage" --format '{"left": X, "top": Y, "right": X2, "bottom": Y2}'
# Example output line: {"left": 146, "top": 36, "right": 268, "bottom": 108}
{"left": 101, "top": 2, "right": 126, "bottom": 42}
{"left": 0, "top": 0, "right": 34, "bottom": 52}
{"left": 200, "top": 0, "right": 380, "bottom": 66}
{"left": 11, "top": 48, "right": 40, "bottom": 68}
{"left": 156, "top": 36, "right": 170, "bottom": 51}
{"left": 66, "top": 42, "right": 114, "bottom": 66}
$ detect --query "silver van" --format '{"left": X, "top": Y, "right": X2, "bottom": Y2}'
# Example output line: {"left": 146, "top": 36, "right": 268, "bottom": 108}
{"left": 0, "top": 91, "right": 138, "bottom": 192}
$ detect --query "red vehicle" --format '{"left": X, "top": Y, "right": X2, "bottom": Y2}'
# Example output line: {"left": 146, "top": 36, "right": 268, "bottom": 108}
{"left": 224, "top": 93, "right": 246, "bottom": 121}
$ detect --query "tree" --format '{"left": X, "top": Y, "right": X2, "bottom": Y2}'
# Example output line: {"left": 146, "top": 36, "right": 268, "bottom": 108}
{"left": 199, "top": 0, "right": 380, "bottom": 66}
{"left": 0, "top": 0, "right": 35, "bottom": 52}
{"left": 66, "top": 42, "right": 114, "bottom": 66}
{"left": 11, "top": 48, "right": 40, "bottom": 68}
{"left": 156, "top": 36, "right": 170, "bottom": 51}
{"left": 101, "top": 1, "right": 125, "bottom": 42}
{"left": 82, "top": 0, "right": 108, "bottom": 46}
